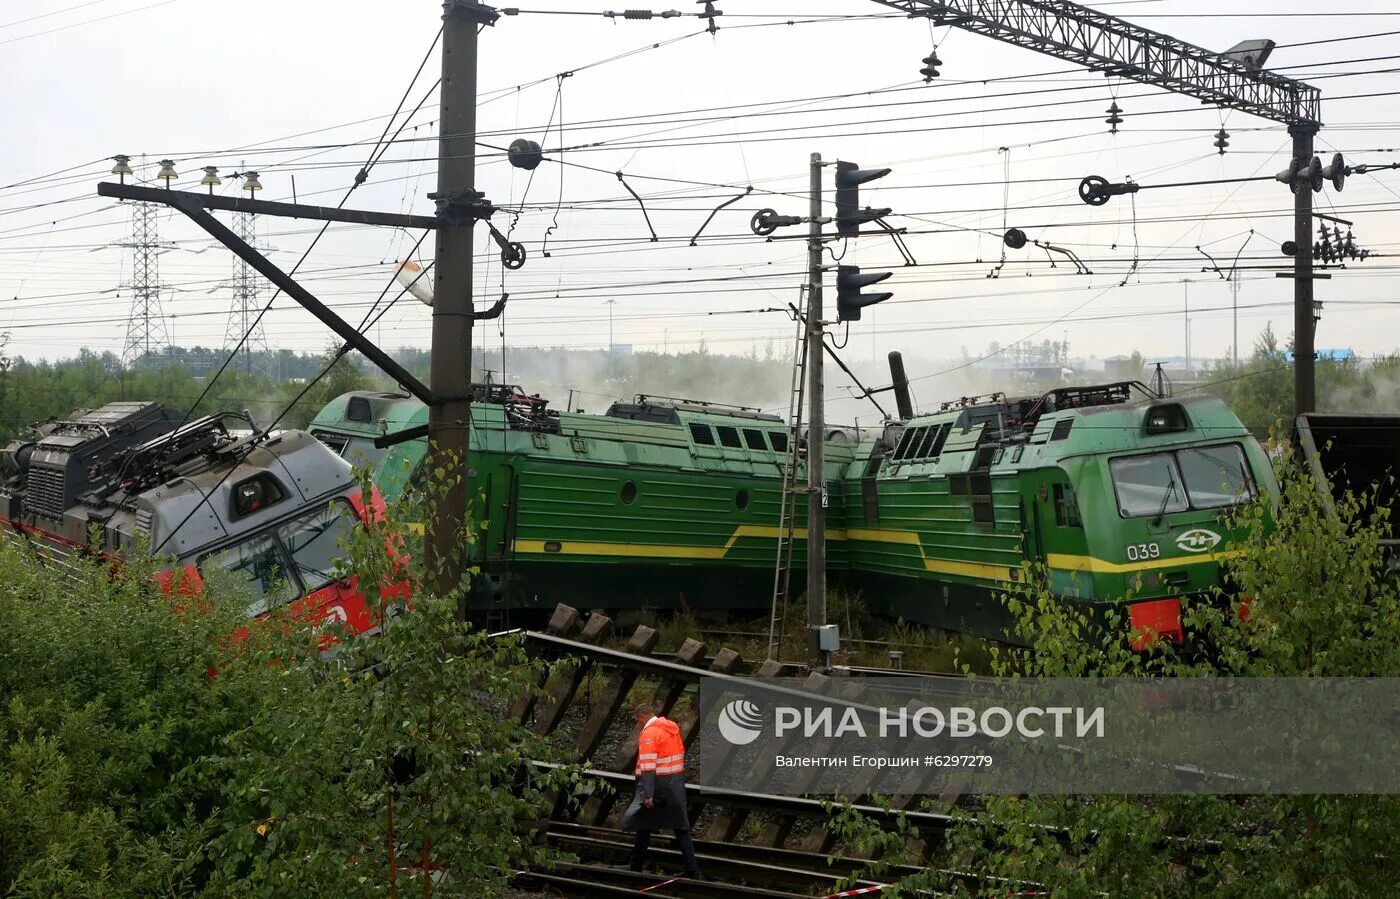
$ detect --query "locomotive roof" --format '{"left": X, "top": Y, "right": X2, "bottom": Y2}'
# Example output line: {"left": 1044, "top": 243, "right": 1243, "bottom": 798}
{"left": 136, "top": 429, "right": 355, "bottom": 559}
{"left": 871, "top": 390, "right": 1252, "bottom": 481}
{"left": 0, "top": 400, "right": 356, "bottom": 564}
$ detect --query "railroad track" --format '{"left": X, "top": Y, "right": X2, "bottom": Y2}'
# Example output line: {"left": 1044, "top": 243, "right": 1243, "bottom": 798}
{"left": 500, "top": 605, "right": 1224, "bottom": 895}
{"left": 499, "top": 605, "right": 990, "bottom": 897}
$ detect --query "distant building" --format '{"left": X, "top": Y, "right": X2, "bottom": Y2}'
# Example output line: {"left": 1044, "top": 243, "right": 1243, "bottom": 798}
{"left": 1284, "top": 348, "right": 1356, "bottom": 362}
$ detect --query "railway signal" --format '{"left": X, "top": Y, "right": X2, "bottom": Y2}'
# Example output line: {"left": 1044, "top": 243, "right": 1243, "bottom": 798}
{"left": 836, "top": 266, "right": 893, "bottom": 322}
{"left": 834, "top": 161, "right": 892, "bottom": 237}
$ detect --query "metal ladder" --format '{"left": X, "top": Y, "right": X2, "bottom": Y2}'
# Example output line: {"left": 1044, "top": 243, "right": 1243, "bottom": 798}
{"left": 768, "top": 297, "right": 809, "bottom": 660}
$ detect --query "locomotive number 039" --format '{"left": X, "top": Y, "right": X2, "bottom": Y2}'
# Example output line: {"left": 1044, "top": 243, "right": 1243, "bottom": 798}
{"left": 1125, "top": 542, "right": 1161, "bottom": 562}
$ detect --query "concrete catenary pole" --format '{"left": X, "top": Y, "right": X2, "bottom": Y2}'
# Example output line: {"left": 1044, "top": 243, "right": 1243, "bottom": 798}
{"left": 1291, "top": 123, "right": 1318, "bottom": 416}
{"left": 805, "top": 152, "right": 827, "bottom": 667}
{"left": 428, "top": 1, "right": 496, "bottom": 603}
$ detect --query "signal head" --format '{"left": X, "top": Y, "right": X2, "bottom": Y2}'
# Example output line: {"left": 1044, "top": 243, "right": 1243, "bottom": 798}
{"left": 834, "top": 160, "right": 893, "bottom": 237}
{"left": 836, "top": 265, "right": 893, "bottom": 322}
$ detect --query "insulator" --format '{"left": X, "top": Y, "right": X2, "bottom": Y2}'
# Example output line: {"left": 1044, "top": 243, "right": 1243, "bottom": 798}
{"left": 1105, "top": 101, "right": 1123, "bottom": 134}
{"left": 1306, "top": 155, "right": 1324, "bottom": 193}
{"left": 110, "top": 155, "right": 133, "bottom": 179}
{"left": 1213, "top": 128, "right": 1230, "bottom": 155}
{"left": 1318, "top": 224, "right": 1330, "bottom": 242}
{"left": 199, "top": 166, "right": 221, "bottom": 191}
{"left": 920, "top": 51, "right": 942, "bottom": 81}
{"left": 156, "top": 159, "right": 178, "bottom": 185}
{"left": 1322, "top": 152, "right": 1347, "bottom": 192}
{"left": 242, "top": 171, "right": 263, "bottom": 194}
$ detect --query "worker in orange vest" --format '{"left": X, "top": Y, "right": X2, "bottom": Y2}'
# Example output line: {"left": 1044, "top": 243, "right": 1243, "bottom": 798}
{"left": 620, "top": 702, "right": 701, "bottom": 878}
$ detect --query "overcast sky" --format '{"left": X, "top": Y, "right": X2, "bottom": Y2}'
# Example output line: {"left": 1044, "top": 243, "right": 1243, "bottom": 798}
{"left": 4, "top": 0, "right": 1399, "bottom": 400}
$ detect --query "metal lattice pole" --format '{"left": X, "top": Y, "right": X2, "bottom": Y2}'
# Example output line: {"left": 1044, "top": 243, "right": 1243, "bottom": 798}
{"left": 224, "top": 208, "right": 269, "bottom": 375}
{"left": 120, "top": 200, "right": 171, "bottom": 367}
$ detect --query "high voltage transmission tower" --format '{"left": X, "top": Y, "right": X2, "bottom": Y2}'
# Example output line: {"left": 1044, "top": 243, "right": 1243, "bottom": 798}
{"left": 223, "top": 171, "right": 270, "bottom": 376}
{"left": 114, "top": 158, "right": 176, "bottom": 367}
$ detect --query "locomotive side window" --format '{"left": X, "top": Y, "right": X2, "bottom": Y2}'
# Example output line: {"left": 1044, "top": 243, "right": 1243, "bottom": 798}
{"left": 1178, "top": 444, "right": 1253, "bottom": 509}
{"left": 1111, "top": 454, "right": 1188, "bottom": 518}
{"left": 279, "top": 502, "right": 355, "bottom": 594}
{"left": 915, "top": 425, "right": 941, "bottom": 459}
{"left": 716, "top": 426, "right": 743, "bottom": 449}
{"left": 742, "top": 428, "right": 767, "bottom": 451}
{"left": 1054, "top": 483, "right": 1083, "bottom": 528}
{"left": 203, "top": 535, "right": 297, "bottom": 616}
{"left": 928, "top": 424, "right": 951, "bottom": 458}
{"left": 232, "top": 474, "right": 286, "bottom": 519}
{"left": 343, "top": 437, "right": 388, "bottom": 470}
{"left": 895, "top": 427, "right": 925, "bottom": 461}
{"left": 312, "top": 431, "right": 350, "bottom": 454}
{"left": 689, "top": 424, "right": 716, "bottom": 446}
{"left": 769, "top": 431, "right": 788, "bottom": 453}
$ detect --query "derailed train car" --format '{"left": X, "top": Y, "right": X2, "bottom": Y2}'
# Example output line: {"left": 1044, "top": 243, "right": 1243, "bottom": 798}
{"left": 840, "top": 382, "right": 1276, "bottom": 645}
{"left": 309, "top": 373, "right": 1276, "bottom": 647}
{"left": 309, "top": 385, "right": 859, "bottom": 621}
{"left": 0, "top": 401, "right": 394, "bottom": 634}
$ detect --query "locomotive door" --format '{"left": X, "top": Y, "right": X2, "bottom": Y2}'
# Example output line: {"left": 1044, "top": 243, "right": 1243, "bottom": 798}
{"left": 1020, "top": 483, "right": 1047, "bottom": 569}
{"left": 860, "top": 448, "right": 883, "bottom": 524}
{"left": 473, "top": 461, "right": 518, "bottom": 614}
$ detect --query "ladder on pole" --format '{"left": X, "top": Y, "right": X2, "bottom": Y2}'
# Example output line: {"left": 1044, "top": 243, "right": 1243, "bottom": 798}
{"left": 768, "top": 296, "right": 809, "bottom": 660}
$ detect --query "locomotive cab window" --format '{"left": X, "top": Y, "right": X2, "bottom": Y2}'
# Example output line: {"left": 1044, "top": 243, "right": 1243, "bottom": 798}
{"left": 1111, "top": 454, "right": 1189, "bottom": 518}
{"left": 1178, "top": 444, "right": 1253, "bottom": 509}
{"left": 689, "top": 423, "right": 716, "bottom": 446}
{"left": 231, "top": 474, "right": 285, "bottom": 519}
{"left": 716, "top": 426, "right": 743, "bottom": 449}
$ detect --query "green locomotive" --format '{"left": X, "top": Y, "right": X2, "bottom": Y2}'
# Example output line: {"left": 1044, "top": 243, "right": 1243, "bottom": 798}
{"left": 840, "top": 382, "right": 1271, "bottom": 643}
{"left": 309, "top": 384, "right": 857, "bottom": 619}
{"left": 309, "top": 378, "right": 1271, "bottom": 643}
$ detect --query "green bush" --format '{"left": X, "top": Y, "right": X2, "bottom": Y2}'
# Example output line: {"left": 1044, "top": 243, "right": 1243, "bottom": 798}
{"left": 832, "top": 461, "right": 1400, "bottom": 897}
{"left": 0, "top": 466, "right": 571, "bottom": 897}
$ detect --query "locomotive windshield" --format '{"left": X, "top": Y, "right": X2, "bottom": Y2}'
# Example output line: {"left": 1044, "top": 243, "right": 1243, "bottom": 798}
{"left": 280, "top": 502, "right": 356, "bottom": 592}
{"left": 205, "top": 534, "right": 296, "bottom": 616}
{"left": 200, "top": 501, "right": 356, "bottom": 616}
{"left": 1111, "top": 443, "right": 1254, "bottom": 518}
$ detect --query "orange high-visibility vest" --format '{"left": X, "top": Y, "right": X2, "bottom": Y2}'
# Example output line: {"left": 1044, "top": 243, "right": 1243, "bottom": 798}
{"left": 635, "top": 717, "right": 685, "bottom": 777}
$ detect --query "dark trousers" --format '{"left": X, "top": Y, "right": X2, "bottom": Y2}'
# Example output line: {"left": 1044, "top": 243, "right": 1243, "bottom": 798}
{"left": 630, "top": 828, "right": 700, "bottom": 875}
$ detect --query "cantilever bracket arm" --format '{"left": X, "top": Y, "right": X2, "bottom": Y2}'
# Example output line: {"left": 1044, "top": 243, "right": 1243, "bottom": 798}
{"left": 616, "top": 172, "right": 658, "bottom": 242}
{"left": 691, "top": 186, "right": 752, "bottom": 246}
{"left": 1034, "top": 239, "right": 1092, "bottom": 275}
{"left": 97, "top": 181, "right": 440, "bottom": 230}
{"left": 97, "top": 182, "right": 434, "bottom": 405}
{"left": 871, "top": 0, "right": 1321, "bottom": 126}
